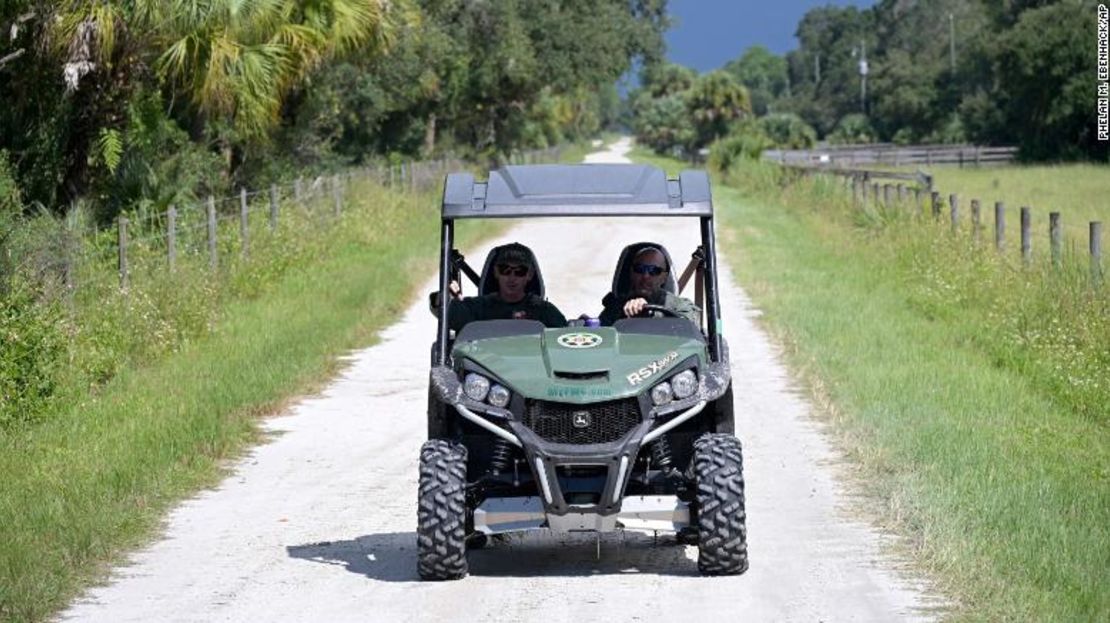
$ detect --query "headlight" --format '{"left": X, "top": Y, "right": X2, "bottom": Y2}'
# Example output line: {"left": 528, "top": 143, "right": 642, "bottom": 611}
{"left": 463, "top": 373, "right": 490, "bottom": 401}
{"left": 671, "top": 370, "right": 698, "bottom": 399}
{"left": 488, "top": 384, "right": 511, "bottom": 408}
{"left": 650, "top": 381, "right": 673, "bottom": 406}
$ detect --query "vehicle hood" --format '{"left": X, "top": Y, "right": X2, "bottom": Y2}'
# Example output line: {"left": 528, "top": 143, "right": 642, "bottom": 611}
{"left": 452, "top": 326, "right": 705, "bottom": 403}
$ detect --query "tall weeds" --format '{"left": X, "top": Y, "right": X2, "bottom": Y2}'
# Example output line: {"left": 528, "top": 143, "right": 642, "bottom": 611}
{"left": 723, "top": 159, "right": 1109, "bottom": 422}
{"left": 1, "top": 175, "right": 411, "bottom": 430}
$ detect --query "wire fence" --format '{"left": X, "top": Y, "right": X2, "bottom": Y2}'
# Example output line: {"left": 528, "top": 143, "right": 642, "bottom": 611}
{"left": 6, "top": 147, "right": 563, "bottom": 312}
{"left": 791, "top": 166, "right": 1105, "bottom": 287}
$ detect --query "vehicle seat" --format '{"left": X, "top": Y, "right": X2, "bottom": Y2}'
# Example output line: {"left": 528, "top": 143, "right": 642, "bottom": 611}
{"left": 477, "top": 243, "right": 546, "bottom": 298}
{"left": 609, "top": 242, "right": 677, "bottom": 297}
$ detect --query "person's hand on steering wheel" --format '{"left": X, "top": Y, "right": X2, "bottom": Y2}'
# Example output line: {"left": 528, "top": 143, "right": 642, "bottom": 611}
{"left": 623, "top": 298, "right": 681, "bottom": 318}
{"left": 622, "top": 297, "right": 649, "bottom": 318}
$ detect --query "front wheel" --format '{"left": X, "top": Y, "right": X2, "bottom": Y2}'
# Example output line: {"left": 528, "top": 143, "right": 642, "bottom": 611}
{"left": 692, "top": 433, "right": 749, "bottom": 575}
{"left": 417, "top": 440, "right": 469, "bottom": 580}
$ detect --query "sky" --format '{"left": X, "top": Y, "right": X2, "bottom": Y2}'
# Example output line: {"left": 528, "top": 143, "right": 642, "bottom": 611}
{"left": 664, "top": 0, "right": 876, "bottom": 72}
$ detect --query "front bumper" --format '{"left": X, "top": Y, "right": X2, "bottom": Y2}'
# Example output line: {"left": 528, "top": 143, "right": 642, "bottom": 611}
{"left": 473, "top": 495, "right": 691, "bottom": 535}
{"left": 429, "top": 363, "right": 727, "bottom": 517}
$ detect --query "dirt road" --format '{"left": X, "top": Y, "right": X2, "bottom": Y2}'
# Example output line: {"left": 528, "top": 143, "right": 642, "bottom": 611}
{"left": 62, "top": 139, "right": 936, "bottom": 622}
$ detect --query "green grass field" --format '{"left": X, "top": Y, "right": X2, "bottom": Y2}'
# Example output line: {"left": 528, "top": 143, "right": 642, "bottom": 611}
{"left": 887, "top": 164, "right": 1110, "bottom": 251}
{"left": 632, "top": 149, "right": 1109, "bottom": 620}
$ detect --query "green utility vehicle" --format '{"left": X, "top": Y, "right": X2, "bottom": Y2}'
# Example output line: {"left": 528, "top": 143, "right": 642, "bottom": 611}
{"left": 421, "top": 164, "right": 746, "bottom": 579}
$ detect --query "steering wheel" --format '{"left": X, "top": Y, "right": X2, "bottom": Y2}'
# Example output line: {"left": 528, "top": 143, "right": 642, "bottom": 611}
{"left": 637, "top": 304, "right": 682, "bottom": 318}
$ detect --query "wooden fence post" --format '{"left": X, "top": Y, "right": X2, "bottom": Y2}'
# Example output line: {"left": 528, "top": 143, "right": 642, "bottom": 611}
{"left": 950, "top": 193, "right": 959, "bottom": 232}
{"left": 207, "top": 195, "right": 217, "bottom": 271}
{"left": 167, "top": 204, "right": 177, "bottom": 272}
{"left": 852, "top": 177, "right": 860, "bottom": 206}
{"left": 931, "top": 191, "right": 941, "bottom": 220}
{"left": 1049, "top": 212, "right": 1061, "bottom": 269}
{"left": 269, "top": 184, "right": 278, "bottom": 231}
{"left": 118, "top": 216, "right": 129, "bottom": 291}
{"left": 897, "top": 184, "right": 907, "bottom": 203}
{"left": 970, "top": 199, "right": 981, "bottom": 242}
{"left": 239, "top": 187, "right": 249, "bottom": 259}
{"left": 294, "top": 177, "right": 303, "bottom": 203}
{"left": 333, "top": 175, "right": 342, "bottom": 217}
{"left": 995, "top": 201, "right": 1005, "bottom": 251}
{"left": 872, "top": 183, "right": 880, "bottom": 208}
{"left": 1021, "top": 206, "right": 1032, "bottom": 265}
{"left": 882, "top": 184, "right": 892, "bottom": 207}
{"left": 1092, "top": 222, "right": 1103, "bottom": 286}
{"left": 861, "top": 179, "right": 869, "bottom": 203}
{"left": 63, "top": 205, "right": 75, "bottom": 311}
{"left": 914, "top": 188, "right": 922, "bottom": 216}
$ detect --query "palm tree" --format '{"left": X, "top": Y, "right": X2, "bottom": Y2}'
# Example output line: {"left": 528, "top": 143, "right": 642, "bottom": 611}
{"left": 686, "top": 70, "right": 752, "bottom": 149}
{"left": 49, "top": 0, "right": 395, "bottom": 140}
{"left": 156, "top": 0, "right": 396, "bottom": 139}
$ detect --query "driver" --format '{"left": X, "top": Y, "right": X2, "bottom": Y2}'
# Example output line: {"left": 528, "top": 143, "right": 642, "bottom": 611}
{"left": 599, "top": 245, "right": 700, "bottom": 326}
{"left": 435, "top": 243, "right": 567, "bottom": 331}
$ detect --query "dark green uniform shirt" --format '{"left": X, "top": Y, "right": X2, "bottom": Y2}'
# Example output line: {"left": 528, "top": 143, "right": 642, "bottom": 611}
{"left": 444, "top": 293, "right": 567, "bottom": 331}
{"left": 599, "top": 290, "right": 701, "bottom": 327}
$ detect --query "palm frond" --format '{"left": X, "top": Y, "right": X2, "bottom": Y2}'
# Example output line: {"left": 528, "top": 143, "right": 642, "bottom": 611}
{"left": 94, "top": 128, "right": 123, "bottom": 174}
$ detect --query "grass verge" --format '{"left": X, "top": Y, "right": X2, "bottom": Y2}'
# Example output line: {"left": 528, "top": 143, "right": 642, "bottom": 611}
{"left": 883, "top": 163, "right": 1110, "bottom": 242}
{"left": 0, "top": 179, "right": 495, "bottom": 621}
{"left": 632, "top": 149, "right": 1108, "bottom": 620}
{"left": 0, "top": 142, "right": 601, "bottom": 620}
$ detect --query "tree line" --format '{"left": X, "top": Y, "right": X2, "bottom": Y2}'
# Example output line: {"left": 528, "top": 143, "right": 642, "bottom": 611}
{"left": 0, "top": 0, "right": 665, "bottom": 224}
{"left": 630, "top": 0, "right": 1106, "bottom": 164}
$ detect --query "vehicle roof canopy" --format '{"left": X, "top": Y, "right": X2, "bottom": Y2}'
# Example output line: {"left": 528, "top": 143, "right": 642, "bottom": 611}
{"left": 442, "top": 164, "right": 712, "bottom": 219}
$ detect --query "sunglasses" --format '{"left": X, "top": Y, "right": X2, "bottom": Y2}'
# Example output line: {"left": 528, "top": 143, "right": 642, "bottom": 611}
{"left": 496, "top": 264, "right": 530, "bottom": 277}
{"left": 632, "top": 263, "right": 666, "bottom": 276}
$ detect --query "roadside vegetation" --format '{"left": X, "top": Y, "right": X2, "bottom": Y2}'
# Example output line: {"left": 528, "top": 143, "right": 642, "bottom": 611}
{"left": 0, "top": 173, "right": 513, "bottom": 621}
{"left": 910, "top": 164, "right": 1110, "bottom": 232}
{"left": 634, "top": 149, "right": 1109, "bottom": 620}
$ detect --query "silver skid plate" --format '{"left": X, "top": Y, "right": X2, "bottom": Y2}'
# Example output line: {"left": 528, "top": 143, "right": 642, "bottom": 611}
{"left": 474, "top": 495, "right": 690, "bottom": 535}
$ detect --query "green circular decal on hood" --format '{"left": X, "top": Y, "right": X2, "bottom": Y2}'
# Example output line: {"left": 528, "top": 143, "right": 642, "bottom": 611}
{"left": 556, "top": 332, "right": 604, "bottom": 349}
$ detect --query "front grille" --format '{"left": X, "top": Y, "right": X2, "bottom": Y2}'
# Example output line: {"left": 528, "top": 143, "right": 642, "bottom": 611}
{"left": 523, "top": 398, "right": 641, "bottom": 444}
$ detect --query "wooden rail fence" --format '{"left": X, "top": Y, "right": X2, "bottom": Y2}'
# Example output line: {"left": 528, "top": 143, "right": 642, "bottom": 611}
{"left": 766, "top": 143, "right": 1018, "bottom": 168}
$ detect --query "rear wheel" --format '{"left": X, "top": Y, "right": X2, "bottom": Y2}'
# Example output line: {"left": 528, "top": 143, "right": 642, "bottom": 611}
{"left": 692, "top": 433, "right": 748, "bottom": 575}
{"left": 417, "top": 440, "right": 468, "bottom": 580}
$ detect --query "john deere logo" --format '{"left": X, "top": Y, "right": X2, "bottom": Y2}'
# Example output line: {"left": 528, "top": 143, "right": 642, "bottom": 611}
{"left": 557, "top": 332, "right": 603, "bottom": 349}
{"left": 572, "top": 411, "right": 592, "bottom": 428}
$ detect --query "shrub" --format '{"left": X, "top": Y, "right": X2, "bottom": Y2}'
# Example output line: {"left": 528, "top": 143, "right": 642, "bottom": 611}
{"left": 758, "top": 113, "right": 817, "bottom": 149}
{"left": 827, "top": 114, "right": 876, "bottom": 145}
{"left": 0, "top": 150, "right": 20, "bottom": 216}
{"left": 0, "top": 280, "right": 66, "bottom": 428}
{"left": 707, "top": 122, "right": 774, "bottom": 173}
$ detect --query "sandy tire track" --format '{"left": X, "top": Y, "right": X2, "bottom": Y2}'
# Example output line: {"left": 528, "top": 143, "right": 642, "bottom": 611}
{"left": 61, "top": 138, "right": 938, "bottom": 622}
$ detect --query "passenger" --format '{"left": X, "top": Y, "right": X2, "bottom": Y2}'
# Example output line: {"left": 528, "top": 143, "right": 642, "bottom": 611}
{"left": 435, "top": 243, "right": 567, "bottom": 331}
{"left": 599, "top": 245, "right": 700, "bottom": 326}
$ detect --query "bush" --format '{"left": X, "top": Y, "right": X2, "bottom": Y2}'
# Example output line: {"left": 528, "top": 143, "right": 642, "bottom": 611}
{"left": 827, "top": 114, "right": 876, "bottom": 145}
{"left": 0, "top": 281, "right": 66, "bottom": 429}
{"left": 0, "top": 150, "right": 20, "bottom": 216}
{"left": 758, "top": 113, "right": 817, "bottom": 149}
{"left": 707, "top": 121, "right": 774, "bottom": 173}
{"left": 923, "top": 114, "right": 968, "bottom": 145}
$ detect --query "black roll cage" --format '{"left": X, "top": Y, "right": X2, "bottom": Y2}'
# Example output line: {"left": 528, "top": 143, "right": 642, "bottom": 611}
{"left": 436, "top": 164, "right": 724, "bottom": 365}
